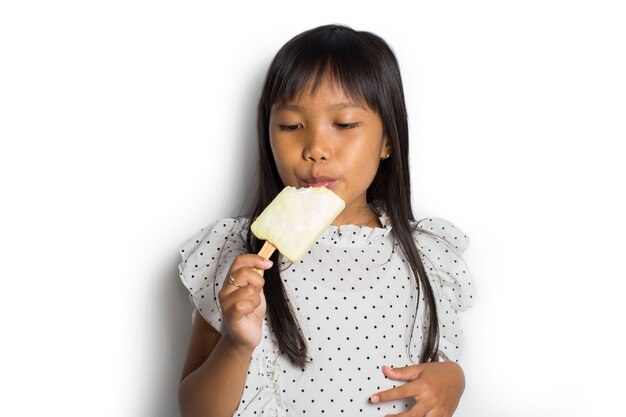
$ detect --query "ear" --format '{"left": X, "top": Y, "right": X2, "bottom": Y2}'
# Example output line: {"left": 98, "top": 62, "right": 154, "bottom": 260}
{"left": 380, "top": 135, "right": 391, "bottom": 159}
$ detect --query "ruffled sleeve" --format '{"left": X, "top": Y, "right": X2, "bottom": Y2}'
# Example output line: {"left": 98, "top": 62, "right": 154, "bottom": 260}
{"left": 414, "top": 217, "right": 476, "bottom": 363}
{"left": 177, "top": 218, "right": 249, "bottom": 333}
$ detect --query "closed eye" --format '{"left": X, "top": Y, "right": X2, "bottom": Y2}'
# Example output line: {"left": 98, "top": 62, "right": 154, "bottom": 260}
{"left": 336, "top": 122, "right": 360, "bottom": 129}
{"left": 279, "top": 124, "right": 302, "bottom": 131}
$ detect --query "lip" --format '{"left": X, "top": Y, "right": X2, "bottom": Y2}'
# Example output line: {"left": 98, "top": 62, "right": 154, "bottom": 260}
{"left": 302, "top": 176, "right": 337, "bottom": 189}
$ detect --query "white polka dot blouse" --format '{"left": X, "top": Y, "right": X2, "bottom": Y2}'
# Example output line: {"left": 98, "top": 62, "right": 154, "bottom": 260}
{"left": 178, "top": 209, "right": 476, "bottom": 416}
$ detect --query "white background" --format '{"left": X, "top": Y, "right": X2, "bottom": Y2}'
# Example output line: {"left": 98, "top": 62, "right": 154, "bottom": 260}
{"left": 1, "top": 1, "right": 625, "bottom": 416}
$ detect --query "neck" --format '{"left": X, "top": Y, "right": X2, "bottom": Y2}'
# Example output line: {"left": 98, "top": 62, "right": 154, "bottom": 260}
{"left": 332, "top": 206, "right": 382, "bottom": 228}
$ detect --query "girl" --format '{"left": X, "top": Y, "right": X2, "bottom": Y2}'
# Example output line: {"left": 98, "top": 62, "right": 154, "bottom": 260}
{"left": 177, "top": 24, "right": 475, "bottom": 417}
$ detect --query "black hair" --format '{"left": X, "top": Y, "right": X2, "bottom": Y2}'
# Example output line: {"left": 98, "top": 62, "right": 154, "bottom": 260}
{"left": 244, "top": 24, "right": 440, "bottom": 368}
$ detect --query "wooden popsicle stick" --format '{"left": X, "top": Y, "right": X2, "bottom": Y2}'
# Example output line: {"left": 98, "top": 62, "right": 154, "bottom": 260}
{"left": 258, "top": 241, "right": 276, "bottom": 259}
{"left": 253, "top": 241, "right": 276, "bottom": 276}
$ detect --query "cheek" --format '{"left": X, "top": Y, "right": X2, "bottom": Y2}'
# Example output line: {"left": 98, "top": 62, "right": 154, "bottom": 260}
{"left": 340, "top": 151, "right": 380, "bottom": 192}
{"left": 269, "top": 140, "right": 300, "bottom": 184}
{"left": 271, "top": 140, "right": 293, "bottom": 167}
{"left": 348, "top": 141, "right": 382, "bottom": 171}
{"left": 362, "top": 157, "right": 382, "bottom": 183}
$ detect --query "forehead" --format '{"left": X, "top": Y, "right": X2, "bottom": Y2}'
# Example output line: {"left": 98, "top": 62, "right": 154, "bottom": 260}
{"left": 272, "top": 76, "right": 369, "bottom": 112}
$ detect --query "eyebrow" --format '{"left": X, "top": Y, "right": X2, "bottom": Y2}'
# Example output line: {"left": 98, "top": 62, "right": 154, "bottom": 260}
{"left": 273, "top": 102, "right": 366, "bottom": 111}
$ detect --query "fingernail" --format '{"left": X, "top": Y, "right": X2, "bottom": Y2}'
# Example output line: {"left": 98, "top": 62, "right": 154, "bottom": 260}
{"left": 263, "top": 259, "right": 273, "bottom": 267}
{"left": 369, "top": 395, "right": 379, "bottom": 404}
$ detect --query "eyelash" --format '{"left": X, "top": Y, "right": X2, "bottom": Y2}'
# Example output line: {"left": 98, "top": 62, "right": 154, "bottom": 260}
{"left": 279, "top": 124, "right": 302, "bottom": 131}
{"left": 336, "top": 122, "right": 360, "bottom": 129}
{"left": 279, "top": 122, "right": 360, "bottom": 131}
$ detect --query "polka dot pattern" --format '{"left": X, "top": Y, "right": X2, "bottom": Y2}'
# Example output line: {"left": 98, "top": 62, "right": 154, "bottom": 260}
{"left": 178, "top": 211, "right": 476, "bottom": 416}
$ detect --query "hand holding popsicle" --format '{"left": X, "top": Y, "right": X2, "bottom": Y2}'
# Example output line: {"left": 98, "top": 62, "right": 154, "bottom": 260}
{"left": 219, "top": 186, "right": 345, "bottom": 350}
{"left": 219, "top": 254, "right": 272, "bottom": 350}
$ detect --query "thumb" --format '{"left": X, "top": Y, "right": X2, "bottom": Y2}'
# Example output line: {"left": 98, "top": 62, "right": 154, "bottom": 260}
{"left": 382, "top": 364, "right": 424, "bottom": 381}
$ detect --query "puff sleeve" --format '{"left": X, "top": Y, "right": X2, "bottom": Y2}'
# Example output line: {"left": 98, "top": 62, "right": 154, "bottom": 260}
{"left": 414, "top": 217, "right": 476, "bottom": 363}
{"left": 177, "top": 218, "right": 249, "bottom": 333}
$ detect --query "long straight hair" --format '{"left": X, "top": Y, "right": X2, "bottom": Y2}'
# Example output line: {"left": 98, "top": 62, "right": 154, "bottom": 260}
{"left": 244, "top": 24, "right": 440, "bottom": 368}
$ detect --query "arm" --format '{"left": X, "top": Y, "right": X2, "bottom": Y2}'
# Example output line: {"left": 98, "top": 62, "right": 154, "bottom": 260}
{"left": 178, "top": 313, "right": 254, "bottom": 417}
{"left": 178, "top": 254, "right": 272, "bottom": 417}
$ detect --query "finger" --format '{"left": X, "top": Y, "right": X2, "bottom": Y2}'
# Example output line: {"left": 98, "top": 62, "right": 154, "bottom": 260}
{"left": 220, "top": 266, "right": 267, "bottom": 301}
{"left": 224, "top": 299, "right": 258, "bottom": 321}
{"left": 221, "top": 281, "right": 263, "bottom": 307}
{"left": 382, "top": 403, "right": 433, "bottom": 417}
{"left": 222, "top": 256, "right": 271, "bottom": 292}
{"left": 230, "top": 254, "right": 273, "bottom": 273}
{"left": 220, "top": 279, "right": 265, "bottom": 315}
{"left": 220, "top": 294, "right": 263, "bottom": 325}
{"left": 382, "top": 364, "right": 424, "bottom": 381}
{"left": 228, "top": 267, "right": 266, "bottom": 289}
{"left": 425, "top": 409, "right": 447, "bottom": 417}
{"left": 369, "top": 383, "right": 415, "bottom": 405}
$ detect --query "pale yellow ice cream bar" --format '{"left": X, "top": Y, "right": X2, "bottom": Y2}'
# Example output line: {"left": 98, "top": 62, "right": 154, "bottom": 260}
{"left": 251, "top": 186, "right": 345, "bottom": 263}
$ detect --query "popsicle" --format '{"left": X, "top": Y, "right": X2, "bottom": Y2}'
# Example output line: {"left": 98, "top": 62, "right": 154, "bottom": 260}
{"left": 251, "top": 186, "right": 345, "bottom": 264}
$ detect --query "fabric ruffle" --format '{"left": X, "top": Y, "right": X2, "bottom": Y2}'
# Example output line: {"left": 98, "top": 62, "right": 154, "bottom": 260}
{"left": 413, "top": 217, "right": 476, "bottom": 363}
{"left": 177, "top": 218, "right": 249, "bottom": 332}
{"left": 232, "top": 328, "right": 286, "bottom": 417}
{"left": 317, "top": 207, "right": 393, "bottom": 246}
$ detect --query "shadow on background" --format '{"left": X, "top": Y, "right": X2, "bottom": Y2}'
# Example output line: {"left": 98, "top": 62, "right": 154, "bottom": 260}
{"left": 150, "top": 66, "right": 267, "bottom": 417}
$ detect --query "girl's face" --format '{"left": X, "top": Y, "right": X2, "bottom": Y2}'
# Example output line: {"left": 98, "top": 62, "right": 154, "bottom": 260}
{"left": 269, "top": 77, "right": 390, "bottom": 226}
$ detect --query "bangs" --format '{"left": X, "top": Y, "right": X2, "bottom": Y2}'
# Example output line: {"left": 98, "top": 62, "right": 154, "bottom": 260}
{"left": 266, "top": 27, "right": 385, "bottom": 113}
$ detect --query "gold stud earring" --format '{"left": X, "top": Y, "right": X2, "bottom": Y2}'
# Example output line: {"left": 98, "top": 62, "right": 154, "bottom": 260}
{"left": 381, "top": 154, "right": 391, "bottom": 160}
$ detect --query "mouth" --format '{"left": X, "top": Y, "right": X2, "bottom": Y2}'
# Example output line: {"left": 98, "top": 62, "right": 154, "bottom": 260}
{"left": 302, "top": 177, "right": 337, "bottom": 189}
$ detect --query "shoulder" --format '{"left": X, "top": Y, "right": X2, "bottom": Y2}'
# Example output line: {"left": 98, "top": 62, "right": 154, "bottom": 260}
{"left": 411, "top": 217, "right": 470, "bottom": 255}
{"left": 177, "top": 216, "right": 251, "bottom": 333}
{"left": 373, "top": 204, "right": 469, "bottom": 254}
{"left": 179, "top": 217, "right": 251, "bottom": 258}
{"left": 179, "top": 216, "right": 251, "bottom": 247}
{"left": 178, "top": 216, "right": 251, "bottom": 285}
{"left": 409, "top": 216, "right": 475, "bottom": 312}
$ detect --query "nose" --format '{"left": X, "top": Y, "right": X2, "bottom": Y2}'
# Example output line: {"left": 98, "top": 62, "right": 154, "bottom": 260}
{"left": 302, "top": 127, "right": 331, "bottom": 162}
